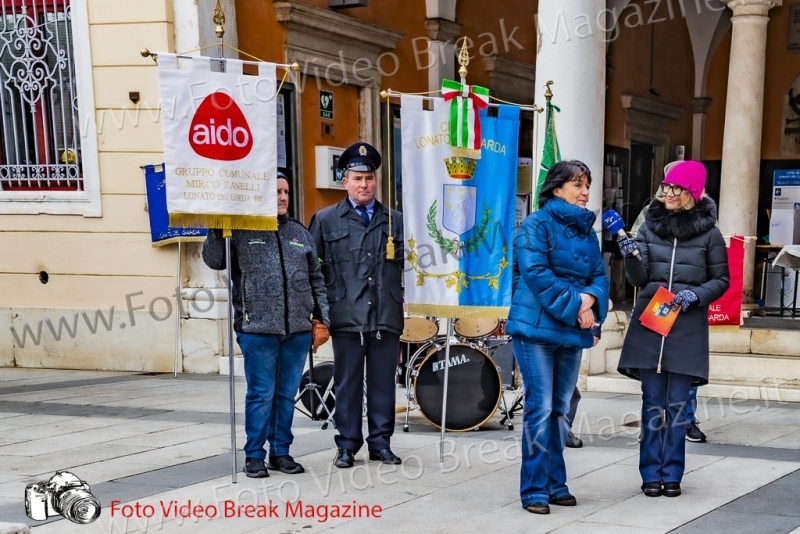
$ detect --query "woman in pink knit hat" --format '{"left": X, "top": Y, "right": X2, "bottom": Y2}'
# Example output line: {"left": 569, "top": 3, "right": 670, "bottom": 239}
{"left": 614, "top": 160, "right": 730, "bottom": 497}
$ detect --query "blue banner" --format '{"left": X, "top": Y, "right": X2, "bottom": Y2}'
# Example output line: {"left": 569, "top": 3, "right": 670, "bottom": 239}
{"left": 457, "top": 105, "right": 519, "bottom": 308}
{"left": 144, "top": 164, "right": 207, "bottom": 247}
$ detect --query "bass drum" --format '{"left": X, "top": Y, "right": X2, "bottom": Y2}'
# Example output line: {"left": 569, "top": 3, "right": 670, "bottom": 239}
{"left": 414, "top": 344, "right": 502, "bottom": 431}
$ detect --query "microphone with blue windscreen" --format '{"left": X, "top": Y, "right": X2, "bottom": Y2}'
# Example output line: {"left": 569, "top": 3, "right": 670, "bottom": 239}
{"left": 602, "top": 209, "right": 641, "bottom": 260}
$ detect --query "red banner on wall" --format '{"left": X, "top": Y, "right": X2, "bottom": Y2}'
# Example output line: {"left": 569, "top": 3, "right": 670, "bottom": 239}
{"left": 708, "top": 236, "right": 745, "bottom": 326}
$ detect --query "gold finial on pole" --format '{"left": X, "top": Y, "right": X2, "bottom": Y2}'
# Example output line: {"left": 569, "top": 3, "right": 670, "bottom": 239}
{"left": 213, "top": 0, "right": 226, "bottom": 39}
{"left": 544, "top": 80, "right": 554, "bottom": 102}
{"left": 141, "top": 48, "right": 158, "bottom": 64}
{"left": 457, "top": 39, "right": 470, "bottom": 81}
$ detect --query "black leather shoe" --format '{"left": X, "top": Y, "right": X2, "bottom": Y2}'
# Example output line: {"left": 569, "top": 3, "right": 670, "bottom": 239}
{"left": 565, "top": 431, "right": 583, "bottom": 449}
{"left": 368, "top": 448, "right": 402, "bottom": 464}
{"left": 524, "top": 502, "right": 550, "bottom": 514}
{"left": 641, "top": 482, "right": 662, "bottom": 497}
{"left": 267, "top": 454, "right": 305, "bottom": 474}
{"left": 334, "top": 448, "right": 354, "bottom": 468}
{"left": 548, "top": 494, "right": 577, "bottom": 506}
{"left": 243, "top": 457, "right": 269, "bottom": 478}
{"left": 662, "top": 482, "right": 682, "bottom": 497}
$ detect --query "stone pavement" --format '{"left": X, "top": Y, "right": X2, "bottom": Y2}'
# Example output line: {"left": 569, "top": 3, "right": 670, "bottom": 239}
{"left": 0, "top": 368, "right": 799, "bottom": 533}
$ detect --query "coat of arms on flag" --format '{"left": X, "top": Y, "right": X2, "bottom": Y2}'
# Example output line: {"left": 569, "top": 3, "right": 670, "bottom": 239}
{"left": 401, "top": 94, "right": 519, "bottom": 318}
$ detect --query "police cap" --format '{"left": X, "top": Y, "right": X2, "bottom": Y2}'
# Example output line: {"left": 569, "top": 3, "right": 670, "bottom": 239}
{"left": 337, "top": 142, "right": 381, "bottom": 173}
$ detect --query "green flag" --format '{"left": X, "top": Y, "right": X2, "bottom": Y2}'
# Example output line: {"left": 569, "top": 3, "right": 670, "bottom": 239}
{"left": 534, "top": 100, "right": 560, "bottom": 210}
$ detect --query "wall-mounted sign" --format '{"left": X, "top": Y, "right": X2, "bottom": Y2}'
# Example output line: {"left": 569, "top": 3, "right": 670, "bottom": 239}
{"left": 790, "top": 4, "right": 800, "bottom": 50}
{"left": 320, "top": 90, "right": 334, "bottom": 120}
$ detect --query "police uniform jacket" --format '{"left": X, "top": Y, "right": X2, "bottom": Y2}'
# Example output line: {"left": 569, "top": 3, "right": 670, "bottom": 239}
{"left": 309, "top": 198, "right": 404, "bottom": 336}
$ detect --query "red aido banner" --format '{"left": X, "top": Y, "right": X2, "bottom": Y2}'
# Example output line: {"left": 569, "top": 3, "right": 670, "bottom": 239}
{"left": 708, "top": 236, "right": 744, "bottom": 327}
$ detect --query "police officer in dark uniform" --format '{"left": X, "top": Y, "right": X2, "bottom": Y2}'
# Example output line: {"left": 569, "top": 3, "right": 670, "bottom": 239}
{"left": 309, "top": 142, "right": 404, "bottom": 468}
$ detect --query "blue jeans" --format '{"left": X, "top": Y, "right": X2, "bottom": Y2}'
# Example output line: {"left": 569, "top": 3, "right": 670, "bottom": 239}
{"left": 513, "top": 338, "right": 582, "bottom": 506}
{"left": 639, "top": 369, "right": 693, "bottom": 484}
{"left": 236, "top": 331, "right": 311, "bottom": 459}
{"left": 686, "top": 386, "right": 698, "bottom": 423}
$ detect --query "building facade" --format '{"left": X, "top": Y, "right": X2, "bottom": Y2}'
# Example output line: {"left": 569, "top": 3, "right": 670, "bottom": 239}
{"left": 1, "top": 0, "right": 798, "bottom": 396}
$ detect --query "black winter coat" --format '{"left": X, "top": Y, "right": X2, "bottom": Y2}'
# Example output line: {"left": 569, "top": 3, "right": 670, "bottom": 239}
{"left": 617, "top": 197, "right": 730, "bottom": 385}
{"left": 309, "top": 199, "right": 404, "bottom": 336}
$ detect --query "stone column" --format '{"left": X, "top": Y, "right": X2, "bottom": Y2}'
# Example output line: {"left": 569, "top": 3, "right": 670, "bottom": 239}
{"left": 718, "top": 0, "right": 781, "bottom": 301}
{"left": 423, "top": 18, "right": 461, "bottom": 92}
{"left": 172, "top": 0, "right": 242, "bottom": 374}
{"left": 692, "top": 97, "right": 712, "bottom": 161}
{"left": 534, "top": 0, "right": 606, "bottom": 231}
{"left": 535, "top": 0, "right": 607, "bottom": 388}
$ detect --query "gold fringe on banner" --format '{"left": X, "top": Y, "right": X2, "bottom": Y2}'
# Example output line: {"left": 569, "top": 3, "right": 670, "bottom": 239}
{"left": 407, "top": 304, "right": 508, "bottom": 319}
{"left": 450, "top": 147, "right": 481, "bottom": 160}
{"left": 151, "top": 236, "right": 207, "bottom": 248}
{"left": 169, "top": 213, "right": 278, "bottom": 232}
{"left": 709, "top": 325, "right": 741, "bottom": 333}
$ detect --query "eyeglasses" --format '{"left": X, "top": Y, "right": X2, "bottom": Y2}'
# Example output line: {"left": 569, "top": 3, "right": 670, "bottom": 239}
{"left": 661, "top": 183, "right": 685, "bottom": 195}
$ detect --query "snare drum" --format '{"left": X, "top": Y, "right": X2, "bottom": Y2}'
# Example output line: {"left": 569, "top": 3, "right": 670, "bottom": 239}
{"left": 413, "top": 343, "right": 502, "bottom": 431}
{"left": 453, "top": 318, "right": 500, "bottom": 339}
{"left": 400, "top": 317, "right": 439, "bottom": 343}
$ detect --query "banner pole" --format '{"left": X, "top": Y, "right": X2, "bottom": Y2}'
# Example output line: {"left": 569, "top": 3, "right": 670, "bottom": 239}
{"left": 225, "top": 234, "right": 237, "bottom": 483}
{"left": 438, "top": 318, "right": 453, "bottom": 462}
{"left": 174, "top": 242, "right": 182, "bottom": 378}
{"left": 210, "top": 0, "right": 237, "bottom": 484}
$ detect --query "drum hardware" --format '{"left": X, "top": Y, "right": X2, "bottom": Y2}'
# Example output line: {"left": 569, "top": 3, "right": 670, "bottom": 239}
{"left": 295, "top": 356, "right": 336, "bottom": 430}
{"left": 498, "top": 386, "right": 524, "bottom": 428}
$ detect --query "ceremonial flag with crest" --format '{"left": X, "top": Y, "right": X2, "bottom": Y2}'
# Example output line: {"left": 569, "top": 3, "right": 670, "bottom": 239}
{"left": 401, "top": 95, "right": 519, "bottom": 318}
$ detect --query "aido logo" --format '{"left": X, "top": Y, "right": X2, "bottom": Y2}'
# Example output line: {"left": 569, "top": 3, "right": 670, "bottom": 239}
{"left": 189, "top": 92, "right": 253, "bottom": 161}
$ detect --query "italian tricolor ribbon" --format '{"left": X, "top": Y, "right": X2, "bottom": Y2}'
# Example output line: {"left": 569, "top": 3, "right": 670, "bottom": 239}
{"left": 441, "top": 79, "right": 490, "bottom": 152}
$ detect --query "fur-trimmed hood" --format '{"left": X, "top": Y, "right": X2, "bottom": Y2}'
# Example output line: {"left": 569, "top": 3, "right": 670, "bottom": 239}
{"left": 645, "top": 196, "right": 717, "bottom": 240}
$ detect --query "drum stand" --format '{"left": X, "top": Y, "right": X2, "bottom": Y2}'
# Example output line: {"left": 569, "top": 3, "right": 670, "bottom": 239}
{"left": 499, "top": 386, "right": 524, "bottom": 428}
{"left": 294, "top": 348, "right": 336, "bottom": 430}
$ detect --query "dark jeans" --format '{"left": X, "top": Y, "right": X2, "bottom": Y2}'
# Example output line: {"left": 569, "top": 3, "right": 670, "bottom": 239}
{"left": 639, "top": 368, "right": 694, "bottom": 484}
{"left": 236, "top": 331, "right": 311, "bottom": 459}
{"left": 686, "top": 386, "right": 698, "bottom": 423}
{"left": 513, "top": 337, "right": 583, "bottom": 506}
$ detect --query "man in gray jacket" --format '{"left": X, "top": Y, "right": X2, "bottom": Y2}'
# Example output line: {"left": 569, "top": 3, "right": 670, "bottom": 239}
{"left": 309, "top": 142, "right": 404, "bottom": 468}
{"left": 203, "top": 174, "right": 329, "bottom": 478}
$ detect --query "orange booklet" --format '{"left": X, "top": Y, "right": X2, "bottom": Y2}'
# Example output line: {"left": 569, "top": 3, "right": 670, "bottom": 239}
{"left": 639, "top": 286, "right": 679, "bottom": 337}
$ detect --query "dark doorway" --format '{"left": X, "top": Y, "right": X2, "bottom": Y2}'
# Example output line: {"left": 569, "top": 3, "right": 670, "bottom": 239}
{"left": 627, "top": 143, "right": 655, "bottom": 231}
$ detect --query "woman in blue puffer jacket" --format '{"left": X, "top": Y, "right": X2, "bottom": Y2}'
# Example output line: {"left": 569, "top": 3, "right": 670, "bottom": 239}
{"left": 507, "top": 160, "right": 609, "bottom": 515}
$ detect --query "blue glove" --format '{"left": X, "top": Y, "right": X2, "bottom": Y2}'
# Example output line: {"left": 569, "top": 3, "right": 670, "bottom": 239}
{"left": 670, "top": 290, "right": 698, "bottom": 312}
{"left": 616, "top": 234, "right": 640, "bottom": 257}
